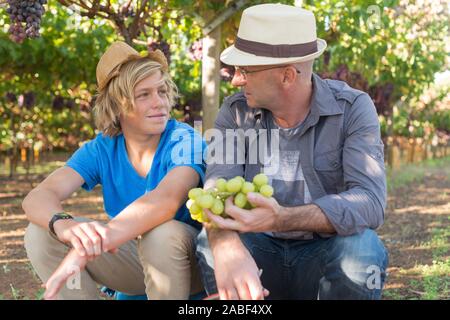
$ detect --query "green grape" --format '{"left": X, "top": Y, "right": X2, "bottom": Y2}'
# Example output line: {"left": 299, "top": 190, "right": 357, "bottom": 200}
{"left": 204, "top": 187, "right": 215, "bottom": 194}
{"left": 189, "top": 202, "right": 202, "bottom": 216}
{"left": 195, "top": 213, "right": 205, "bottom": 223}
{"left": 198, "top": 210, "right": 210, "bottom": 223}
{"left": 190, "top": 206, "right": 202, "bottom": 220}
{"left": 226, "top": 178, "right": 243, "bottom": 193}
{"left": 234, "top": 192, "right": 247, "bottom": 208}
{"left": 211, "top": 199, "right": 224, "bottom": 215}
{"left": 217, "top": 191, "right": 233, "bottom": 199}
{"left": 186, "top": 199, "right": 195, "bottom": 209}
{"left": 196, "top": 194, "right": 215, "bottom": 209}
{"left": 259, "top": 184, "right": 274, "bottom": 198}
{"left": 188, "top": 188, "right": 204, "bottom": 200}
{"left": 191, "top": 212, "right": 201, "bottom": 221}
{"left": 253, "top": 173, "right": 269, "bottom": 187}
{"left": 244, "top": 201, "right": 253, "bottom": 210}
{"left": 234, "top": 176, "right": 245, "bottom": 185}
{"left": 215, "top": 178, "right": 227, "bottom": 192}
{"left": 241, "top": 181, "right": 255, "bottom": 194}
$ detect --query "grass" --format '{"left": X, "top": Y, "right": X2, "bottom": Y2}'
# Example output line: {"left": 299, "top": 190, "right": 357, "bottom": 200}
{"left": 426, "top": 227, "right": 450, "bottom": 260}
{"left": 34, "top": 288, "right": 45, "bottom": 300}
{"left": 0, "top": 160, "right": 66, "bottom": 176}
{"left": 10, "top": 284, "right": 22, "bottom": 300}
{"left": 3, "top": 264, "right": 11, "bottom": 274}
{"left": 0, "top": 151, "right": 70, "bottom": 176}
{"left": 386, "top": 156, "right": 450, "bottom": 192}
{"left": 384, "top": 155, "right": 450, "bottom": 300}
{"left": 404, "top": 259, "right": 450, "bottom": 299}
{"left": 383, "top": 223, "right": 450, "bottom": 300}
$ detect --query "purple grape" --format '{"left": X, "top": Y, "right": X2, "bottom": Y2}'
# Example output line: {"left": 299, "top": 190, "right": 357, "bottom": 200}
{"left": 7, "top": 0, "right": 46, "bottom": 43}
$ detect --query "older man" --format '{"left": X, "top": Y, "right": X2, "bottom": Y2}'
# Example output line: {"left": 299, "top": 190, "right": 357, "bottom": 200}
{"left": 196, "top": 3, "right": 388, "bottom": 300}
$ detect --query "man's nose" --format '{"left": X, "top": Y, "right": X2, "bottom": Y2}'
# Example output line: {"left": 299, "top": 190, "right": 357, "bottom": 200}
{"left": 231, "top": 69, "right": 246, "bottom": 87}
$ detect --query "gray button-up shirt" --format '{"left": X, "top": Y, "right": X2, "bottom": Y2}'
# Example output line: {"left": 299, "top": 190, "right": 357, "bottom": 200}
{"left": 204, "top": 73, "right": 386, "bottom": 236}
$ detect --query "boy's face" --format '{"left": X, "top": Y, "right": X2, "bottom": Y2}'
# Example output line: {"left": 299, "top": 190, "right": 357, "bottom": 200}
{"left": 120, "top": 71, "right": 170, "bottom": 136}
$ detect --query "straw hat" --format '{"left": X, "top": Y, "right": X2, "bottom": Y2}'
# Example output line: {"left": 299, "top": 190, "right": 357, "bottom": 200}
{"left": 220, "top": 3, "right": 327, "bottom": 66}
{"left": 96, "top": 41, "right": 168, "bottom": 90}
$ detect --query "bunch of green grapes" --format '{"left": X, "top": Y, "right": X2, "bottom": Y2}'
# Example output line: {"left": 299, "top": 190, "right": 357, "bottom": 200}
{"left": 186, "top": 173, "right": 274, "bottom": 223}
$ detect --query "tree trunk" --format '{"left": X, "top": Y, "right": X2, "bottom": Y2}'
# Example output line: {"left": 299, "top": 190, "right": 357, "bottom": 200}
{"left": 201, "top": 25, "right": 221, "bottom": 133}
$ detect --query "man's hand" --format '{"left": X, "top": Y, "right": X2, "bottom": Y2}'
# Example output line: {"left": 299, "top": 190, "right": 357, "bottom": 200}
{"left": 206, "top": 192, "right": 282, "bottom": 233}
{"left": 54, "top": 220, "right": 117, "bottom": 259}
{"left": 211, "top": 237, "right": 269, "bottom": 300}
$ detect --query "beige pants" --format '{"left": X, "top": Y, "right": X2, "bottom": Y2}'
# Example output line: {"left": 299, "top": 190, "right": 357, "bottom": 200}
{"left": 24, "top": 218, "right": 203, "bottom": 300}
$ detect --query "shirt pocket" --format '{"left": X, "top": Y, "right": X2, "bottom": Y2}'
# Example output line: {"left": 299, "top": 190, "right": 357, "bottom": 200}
{"left": 314, "top": 148, "right": 343, "bottom": 193}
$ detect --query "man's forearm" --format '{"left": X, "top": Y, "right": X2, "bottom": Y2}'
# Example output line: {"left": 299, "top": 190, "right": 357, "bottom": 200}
{"left": 207, "top": 227, "right": 244, "bottom": 255}
{"left": 277, "top": 204, "right": 335, "bottom": 233}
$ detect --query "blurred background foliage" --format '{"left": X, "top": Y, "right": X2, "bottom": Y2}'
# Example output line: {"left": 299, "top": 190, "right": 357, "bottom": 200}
{"left": 0, "top": 0, "right": 449, "bottom": 176}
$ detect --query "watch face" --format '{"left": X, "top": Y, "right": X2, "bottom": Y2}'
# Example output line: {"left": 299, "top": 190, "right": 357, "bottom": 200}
{"left": 56, "top": 213, "right": 72, "bottom": 219}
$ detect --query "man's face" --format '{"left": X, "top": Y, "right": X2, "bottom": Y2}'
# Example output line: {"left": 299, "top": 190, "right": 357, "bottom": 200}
{"left": 231, "top": 65, "right": 284, "bottom": 109}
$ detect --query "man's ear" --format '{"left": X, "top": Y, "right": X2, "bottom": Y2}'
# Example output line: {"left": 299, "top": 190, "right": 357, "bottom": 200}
{"left": 282, "top": 66, "right": 298, "bottom": 85}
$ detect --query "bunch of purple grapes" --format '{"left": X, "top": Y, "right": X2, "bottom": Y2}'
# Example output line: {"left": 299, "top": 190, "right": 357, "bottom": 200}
{"left": 120, "top": 3, "right": 135, "bottom": 18}
{"left": 188, "top": 40, "right": 203, "bottom": 61}
{"left": 6, "top": 0, "right": 47, "bottom": 43}
{"left": 148, "top": 40, "right": 171, "bottom": 65}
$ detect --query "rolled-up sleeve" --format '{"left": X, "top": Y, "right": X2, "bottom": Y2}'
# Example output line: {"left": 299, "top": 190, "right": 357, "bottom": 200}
{"left": 313, "top": 94, "right": 387, "bottom": 236}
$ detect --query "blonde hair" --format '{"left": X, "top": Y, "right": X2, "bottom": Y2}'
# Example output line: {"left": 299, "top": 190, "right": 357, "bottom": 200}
{"left": 93, "top": 58, "right": 178, "bottom": 137}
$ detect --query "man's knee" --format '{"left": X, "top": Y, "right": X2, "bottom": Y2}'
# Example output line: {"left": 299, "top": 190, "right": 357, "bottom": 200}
{"left": 319, "top": 229, "right": 389, "bottom": 299}
{"left": 327, "top": 229, "right": 389, "bottom": 287}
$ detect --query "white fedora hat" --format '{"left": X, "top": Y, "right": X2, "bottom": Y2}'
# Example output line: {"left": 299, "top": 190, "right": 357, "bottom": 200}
{"left": 220, "top": 3, "right": 327, "bottom": 66}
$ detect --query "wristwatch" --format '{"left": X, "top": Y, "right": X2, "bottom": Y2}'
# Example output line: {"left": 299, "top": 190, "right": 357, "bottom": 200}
{"left": 49, "top": 212, "right": 74, "bottom": 237}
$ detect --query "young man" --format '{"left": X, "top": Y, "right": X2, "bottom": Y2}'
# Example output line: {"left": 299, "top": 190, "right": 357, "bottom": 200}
{"left": 196, "top": 3, "right": 388, "bottom": 300}
{"left": 23, "top": 42, "right": 205, "bottom": 299}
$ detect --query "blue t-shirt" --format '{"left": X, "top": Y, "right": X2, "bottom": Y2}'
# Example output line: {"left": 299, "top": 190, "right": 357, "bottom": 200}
{"left": 66, "top": 119, "right": 206, "bottom": 230}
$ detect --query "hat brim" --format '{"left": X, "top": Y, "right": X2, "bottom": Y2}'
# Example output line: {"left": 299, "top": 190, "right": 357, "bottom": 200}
{"left": 220, "top": 38, "right": 327, "bottom": 66}
{"left": 97, "top": 50, "right": 169, "bottom": 91}
{"left": 97, "top": 54, "right": 141, "bottom": 91}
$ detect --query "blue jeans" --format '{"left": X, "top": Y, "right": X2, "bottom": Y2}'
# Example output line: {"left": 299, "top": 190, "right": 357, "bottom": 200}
{"left": 195, "top": 228, "right": 389, "bottom": 300}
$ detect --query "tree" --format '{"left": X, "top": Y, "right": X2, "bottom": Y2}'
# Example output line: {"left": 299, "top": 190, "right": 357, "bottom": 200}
{"left": 0, "top": 2, "right": 116, "bottom": 175}
{"left": 302, "top": 0, "right": 448, "bottom": 115}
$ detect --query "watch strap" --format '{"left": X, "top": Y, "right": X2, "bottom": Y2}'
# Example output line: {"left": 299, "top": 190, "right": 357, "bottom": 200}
{"left": 49, "top": 212, "right": 74, "bottom": 237}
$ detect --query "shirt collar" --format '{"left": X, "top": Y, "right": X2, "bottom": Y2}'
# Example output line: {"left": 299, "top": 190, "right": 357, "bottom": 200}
{"left": 309, "top": 73, "right": 343, "bottom": 117}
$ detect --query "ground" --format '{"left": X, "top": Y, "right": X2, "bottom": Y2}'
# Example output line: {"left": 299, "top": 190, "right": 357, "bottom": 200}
{"left": 0, "top": 156, "right": 449, "bottom": 300}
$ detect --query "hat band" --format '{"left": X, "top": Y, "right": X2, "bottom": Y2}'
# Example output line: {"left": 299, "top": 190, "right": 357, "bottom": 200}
{"left": 235, "top": 37, "right": 318, "bottom": 58}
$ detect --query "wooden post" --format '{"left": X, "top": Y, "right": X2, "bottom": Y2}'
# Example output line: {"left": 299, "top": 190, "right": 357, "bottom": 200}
{"left": 201, "top": 25, "right": 221, "bottom": 132}
{"left": 200, "top": 0, "right": 248, "bottom": 132}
